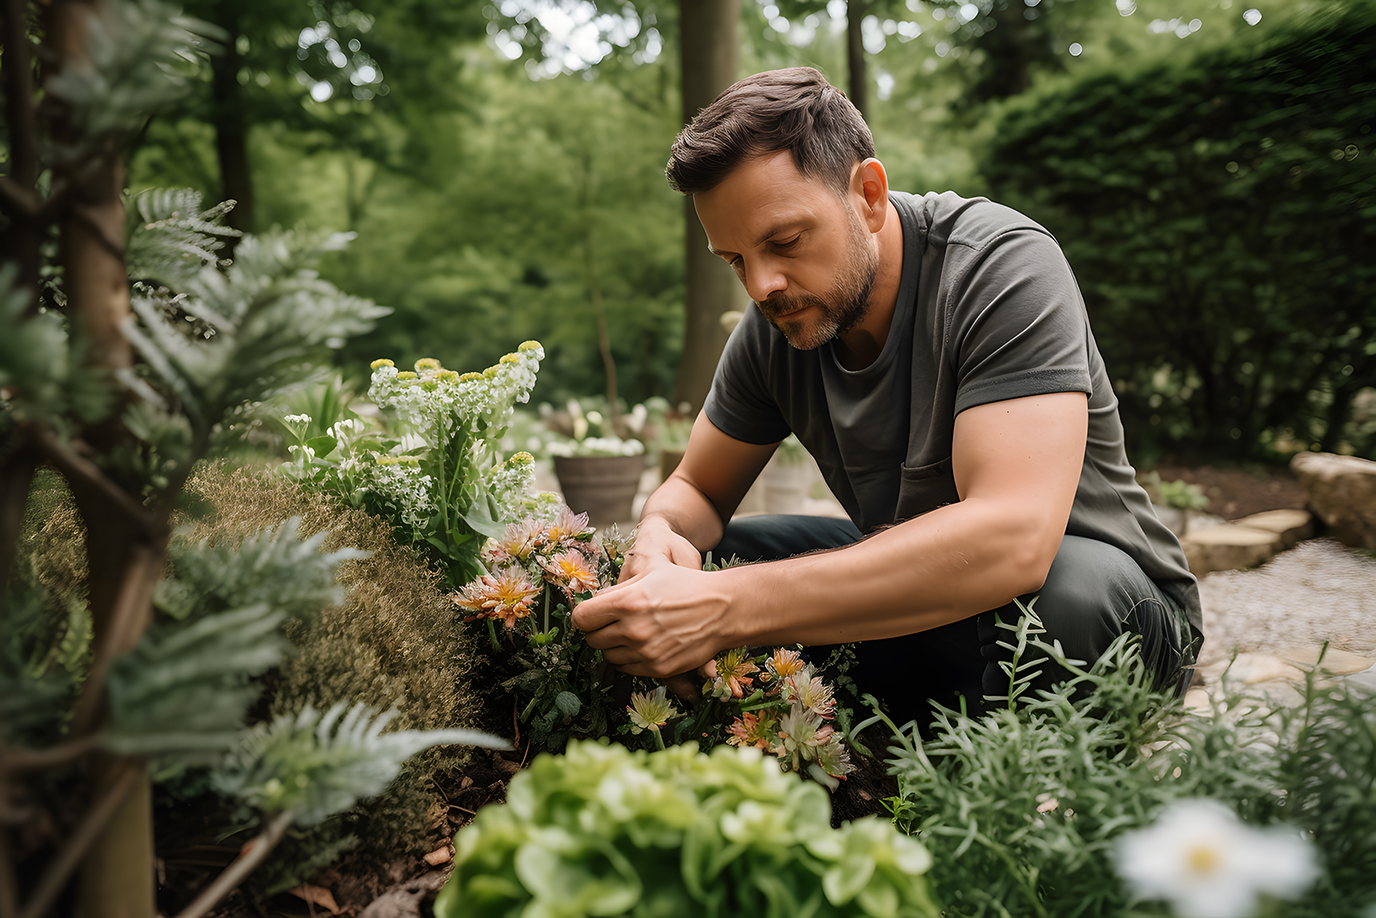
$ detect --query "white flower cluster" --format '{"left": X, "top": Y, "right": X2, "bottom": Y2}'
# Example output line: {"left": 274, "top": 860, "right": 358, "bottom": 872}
{"left": 481, "top": 451, "right": 538, "bottom": 521}
{"left": 547, "top": 436, "right": 645, "bottom": 458}
{"left": 367, "top": 343, "right": 544, "bottom": 446}
{"left": 361, "top": 456, "right": 435, "bottom": 531}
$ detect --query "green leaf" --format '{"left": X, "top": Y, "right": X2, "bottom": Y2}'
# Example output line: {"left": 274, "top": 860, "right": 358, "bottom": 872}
{"left": 553, "top": 691, "right": 582, "bottom": 719}
{"left": 305, "top": 435, "right": 338, "bottom": 457}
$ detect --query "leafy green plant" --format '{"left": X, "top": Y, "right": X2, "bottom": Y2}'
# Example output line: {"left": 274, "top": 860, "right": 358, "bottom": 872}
{"left": 433, "top": 740, "right": 939, "bottom": 918}
{"left": 875, "top": 609, "right": 1376, "bottom": 917}
{"left": 280, "top": 348, "right": 544, "bottom": 588}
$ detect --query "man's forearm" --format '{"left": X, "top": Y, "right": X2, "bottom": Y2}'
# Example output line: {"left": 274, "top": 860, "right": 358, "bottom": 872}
{"left": 708, "top": 493, "right": 1060, "bottom": 651}
{"left": 637, "top": 474, "right": 727, "bottom": 552}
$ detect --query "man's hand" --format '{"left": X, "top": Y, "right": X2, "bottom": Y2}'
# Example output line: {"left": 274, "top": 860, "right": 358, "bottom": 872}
{"left": 572, "top": 558, "right": 733, "bottom": 679}
{"left": 616, "top": 516, "right": 701, "bottom": 583}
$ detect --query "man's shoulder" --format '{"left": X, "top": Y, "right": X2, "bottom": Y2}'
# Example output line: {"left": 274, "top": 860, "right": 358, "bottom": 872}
{"left": 891, "top": 190, "right": 1056, "bottom": 252}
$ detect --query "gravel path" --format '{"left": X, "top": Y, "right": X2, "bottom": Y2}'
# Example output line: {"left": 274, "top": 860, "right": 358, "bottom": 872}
{"left": 1196, "top": 538, "right": 1376, "bottom": 681}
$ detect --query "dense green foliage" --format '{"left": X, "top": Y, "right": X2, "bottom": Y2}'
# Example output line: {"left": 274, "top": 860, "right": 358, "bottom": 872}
{"left": 881, "top": 615, "right": 1376, "bottom": 917}
{"left": 981, "top": 0, "right": 1376, "bottom": 461}
{"left": 434, "top": 740, "right": 937, "bottom": 917}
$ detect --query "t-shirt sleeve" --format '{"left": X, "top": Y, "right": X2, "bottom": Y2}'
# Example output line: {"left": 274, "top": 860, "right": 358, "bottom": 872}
{"left": 702, "top": 307, "right": 793, "bottom": 445}
{"left": 946, "top": 228, "right": 1094, "bottom": 416}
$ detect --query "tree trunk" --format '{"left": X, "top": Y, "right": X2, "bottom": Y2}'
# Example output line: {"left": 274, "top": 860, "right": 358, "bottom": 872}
{"left": 673, "top": 0, "right": 741, "bottom": 412}
{"left": 846, "top": 0, "right": 869, "bottom": 120}
{"left": 46, "top": 3, "right": 158, "bottom": 914}
{"left": 1, "top": 0, "right": 42, "bottom": 295}
{"left": 209, "top": 5, "right": 254, "bottom": 237}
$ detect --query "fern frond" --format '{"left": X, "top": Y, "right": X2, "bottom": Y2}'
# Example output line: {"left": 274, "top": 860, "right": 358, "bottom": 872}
{"left": 104, "top": 602, "right": 291, "bottom": 759}
{"left": 0, "top": 590, "right": 76, "bottom": 747}
{"left": 164, "top": 517, "right": 370, "bottom": 623}
{"left": 211, "top": 702, "right": 510, "bottom": 826}
{"left": 126, "top": 187, "right": 241, "bottom": 288}
{"left": 43, "top": 1, "right": 221, "bottom": 151}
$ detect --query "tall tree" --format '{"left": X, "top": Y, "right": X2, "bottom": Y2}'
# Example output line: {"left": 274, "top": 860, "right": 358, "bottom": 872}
{"left": 674, "top": 0, "right": 742, "bottom": 411}
{"left": 489, "top": 0, "right": 743, "bottom": 411}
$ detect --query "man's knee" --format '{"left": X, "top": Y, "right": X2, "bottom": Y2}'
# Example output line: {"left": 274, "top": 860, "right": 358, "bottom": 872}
{"left": 996, "top": 535, "right": 1183, "bottom": 685}
{"left": 713, "top": 514, "right": 862, "bottom": 564}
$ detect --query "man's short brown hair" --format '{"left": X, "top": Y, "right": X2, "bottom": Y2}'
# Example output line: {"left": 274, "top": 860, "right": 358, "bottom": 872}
{"left": 666, "top": 67, "right": 875, "bottom": 196}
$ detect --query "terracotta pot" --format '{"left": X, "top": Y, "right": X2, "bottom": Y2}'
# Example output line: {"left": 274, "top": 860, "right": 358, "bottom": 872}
{"left": 553, "top": 454, "right": 646, "bottom": 531}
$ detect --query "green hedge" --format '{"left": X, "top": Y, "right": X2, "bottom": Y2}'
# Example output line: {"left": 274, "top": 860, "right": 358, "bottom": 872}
{"left": 980, "top": 1, "right": 1376, "bottom": 461}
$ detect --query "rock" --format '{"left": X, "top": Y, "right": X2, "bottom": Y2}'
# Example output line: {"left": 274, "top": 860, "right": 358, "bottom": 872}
{"left": 1290, "top": 451, "right": 1376, "bottom": 549}
{"left": 1181, "top": 524, "right": 1282, "bottom": 576}
{"left": 1231, "top": 509, "right": 1314, "bottom": 550}
{"left": 359, "top": 869, "right": 449, "bottom": 918}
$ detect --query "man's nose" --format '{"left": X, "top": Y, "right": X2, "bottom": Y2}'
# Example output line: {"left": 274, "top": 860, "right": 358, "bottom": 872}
{"left": 741, "top": 259, "right": 786, "bottom": 303}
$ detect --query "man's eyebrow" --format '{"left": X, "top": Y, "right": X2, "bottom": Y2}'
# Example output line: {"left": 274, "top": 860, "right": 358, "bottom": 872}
{"left": 752, "top": 221, "right": 804, "bottom": 248}
{"left": 706, "top": 221, "right": 806, "bottom": 257}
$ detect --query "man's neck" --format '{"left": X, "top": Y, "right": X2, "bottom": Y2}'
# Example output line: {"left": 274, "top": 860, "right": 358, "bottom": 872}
{"left": 834, "top": 199, "right": 904, "bottom": 371}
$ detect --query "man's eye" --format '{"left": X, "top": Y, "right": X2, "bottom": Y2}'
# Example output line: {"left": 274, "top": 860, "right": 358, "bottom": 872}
{"left": 773, "top": 237, "right": 800, "bottom": 250}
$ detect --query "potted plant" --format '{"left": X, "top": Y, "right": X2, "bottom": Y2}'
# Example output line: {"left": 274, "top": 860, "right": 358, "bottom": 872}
{"left": 542, "top": 398, "right": 647, "bottom": 531}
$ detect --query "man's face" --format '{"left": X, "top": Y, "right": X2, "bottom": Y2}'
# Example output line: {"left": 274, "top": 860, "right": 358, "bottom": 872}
{"left": 694, "top": 151, "right": 879, "bottom": 351}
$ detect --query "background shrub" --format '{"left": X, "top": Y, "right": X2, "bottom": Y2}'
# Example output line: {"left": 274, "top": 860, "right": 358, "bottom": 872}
{"left": 981, "top": 0, "right": 1376, "bottom": 462}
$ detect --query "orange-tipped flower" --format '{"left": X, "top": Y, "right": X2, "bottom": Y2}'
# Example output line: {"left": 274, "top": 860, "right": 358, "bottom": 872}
{"left": 712, "top": 647, "right": 759, "bottom": 700}
{"left": 543, "top": 548, "right": 600, "bottom": 597}
{"left": 726, "top": 710, "right": 783, "bottom": 754}
{"left": 452, "top": 567, "right": 540, "bottom": 629}
{"left": 544, "top": 504, "right": 592, "bottom": 547}
{"left": 485, "top": 516, "right": 545, "bottom": 565}
{"left": 763, "top": 647, "right": 807, "bottom": 683}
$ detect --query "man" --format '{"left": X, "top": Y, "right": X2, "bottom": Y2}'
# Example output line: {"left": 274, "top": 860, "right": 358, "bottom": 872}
{"left": 572, "top": 67, "right": 1201, "bottom": 726}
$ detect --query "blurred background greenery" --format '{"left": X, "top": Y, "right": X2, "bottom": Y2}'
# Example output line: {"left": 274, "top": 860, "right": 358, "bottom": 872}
{"left": 124, "top": 0, "right": 1376, "bottom": 465}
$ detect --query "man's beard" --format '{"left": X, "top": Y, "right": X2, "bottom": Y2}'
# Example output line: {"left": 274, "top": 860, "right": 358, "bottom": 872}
{"left": 757, "top": 206, "right": 878, "bottom": 351}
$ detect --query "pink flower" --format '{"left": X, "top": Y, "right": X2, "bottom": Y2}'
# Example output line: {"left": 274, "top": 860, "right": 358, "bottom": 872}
{"left": 543, "top": 505, "right": 592, "bottom": 548}
{"left": 784, "top": 674, "right": 836, "bottom": 719}
{"left": 542, "top": 548, "right": 600, "bottom": 597}
{"left": 451, "top": 566, "right": 540, "bottom": 629}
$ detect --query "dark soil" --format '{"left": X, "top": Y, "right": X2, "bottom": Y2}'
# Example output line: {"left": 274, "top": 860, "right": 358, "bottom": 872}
{"left": 1149, "top": 463, "right": 1309, "bottom": 520}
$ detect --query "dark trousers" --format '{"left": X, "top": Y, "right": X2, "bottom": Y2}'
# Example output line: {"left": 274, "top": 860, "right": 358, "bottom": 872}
{"left": 713, "top": 515, "right": 1191, "bottom": 730}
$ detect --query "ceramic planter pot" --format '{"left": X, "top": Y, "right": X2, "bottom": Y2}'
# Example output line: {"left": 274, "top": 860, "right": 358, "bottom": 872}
{"left": 553, "top": 454, "right": 647, "bottom": 531}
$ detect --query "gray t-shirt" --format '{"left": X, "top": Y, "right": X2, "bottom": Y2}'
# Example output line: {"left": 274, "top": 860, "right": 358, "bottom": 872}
{"left": 703, "top": 190, "right": 1203, "bottom": 639}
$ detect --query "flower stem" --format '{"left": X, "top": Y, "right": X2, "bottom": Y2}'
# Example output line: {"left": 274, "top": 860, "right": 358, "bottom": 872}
{"left": 652, "top": 728, "right": 666, "bottom": 752}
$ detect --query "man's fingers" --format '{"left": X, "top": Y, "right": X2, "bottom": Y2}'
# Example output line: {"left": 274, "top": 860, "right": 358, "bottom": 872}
{"left": 571, "top": 592, "right": 624, "bottom": 633}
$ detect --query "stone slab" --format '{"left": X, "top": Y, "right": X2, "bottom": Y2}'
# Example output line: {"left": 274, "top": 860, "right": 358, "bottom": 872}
{"left": 1231, "top": 509, "right": 1314, "bottom": 549}
{"left": 1182, "top": 524, "right": 1283, "bottom": 576}
{"left": 1290, "top": 451, "right": 1376, "bottom": 550}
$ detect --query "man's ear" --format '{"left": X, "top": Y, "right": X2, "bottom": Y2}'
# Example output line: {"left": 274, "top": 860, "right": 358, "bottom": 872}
{"left": 852, "top": 158, "right": 890, "bottom": 233}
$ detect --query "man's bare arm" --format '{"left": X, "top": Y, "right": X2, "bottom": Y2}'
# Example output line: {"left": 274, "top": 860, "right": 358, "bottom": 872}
{"left": 573, "top": 391, "right": 1088, "bottom": 677}
{"left": 618, "top": 412, "right": 777, "bottom": 581}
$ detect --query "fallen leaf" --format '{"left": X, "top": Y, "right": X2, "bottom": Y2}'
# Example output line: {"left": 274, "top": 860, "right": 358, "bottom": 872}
{"left": 288, "top": 883, "right": 341, "bottom": 915}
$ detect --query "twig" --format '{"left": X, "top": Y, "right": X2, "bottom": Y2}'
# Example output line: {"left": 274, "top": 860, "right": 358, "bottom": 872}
{"left": 17, "top": 757, "right": 139, "bottom": 918}
{"left": 27, "top": 425, "right": 160, "bottom": 540}
{"left": 171, "top": 810, "right": 295, "bottom": 918}
{"left": 0, "top": 445, "right": 39, "bottom": 591}
{"left": 68, "top": 542, "right": 161, "bottom": 736}
{"left": 0, "top": 733, "right": 104, "bottom": 774}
